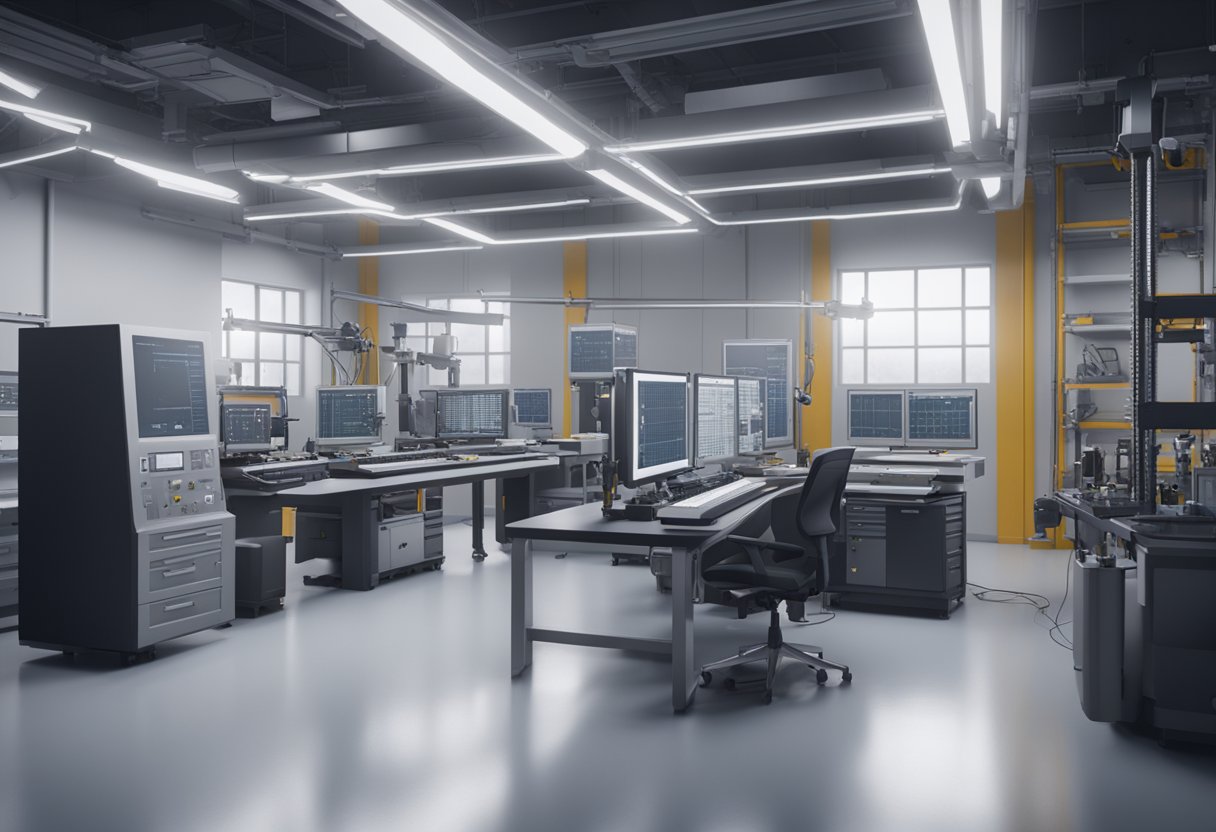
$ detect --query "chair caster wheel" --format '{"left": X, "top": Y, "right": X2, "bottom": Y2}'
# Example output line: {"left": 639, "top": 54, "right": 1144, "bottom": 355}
{"left": 761, "top": 690, "right": 773, "bottom": 705}
{"left": 815, "top": 668, "right": 829, "bottom": 686}
{"left": 842, "top": 669, "right": 853, "bottom": 684}
{"left": 699, "top": 671, "right": 712, "bottom": 688}
{"left": 724, "top": 677, "right": 737, "bottom": 691}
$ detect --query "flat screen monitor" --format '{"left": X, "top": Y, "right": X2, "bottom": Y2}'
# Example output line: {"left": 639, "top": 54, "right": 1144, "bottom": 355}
{"left": 513, "top": 388, "right": 552, "bottom": 427}
{"left": 569, "top": 324, "right": 638, "bottom": 379}
{"left": 221, "top": 403, "right": 273, "bottom": 453}
{"left": 723, "top": 339, "right": 792, "bottom": 448}
{"left": 435, "top": 389, "right": 510, "bottom": 439}
{"left": 735, "top": 376, "right": 766, "bottom": 454}
{"left": 847, "top": 390, "right": 906, "bottom": 446}
{"left": 614, "top": 369, "right": 691, "bottom": 487}
{"left": 694, "top": 374, "right": 737, "bottom": 463}
{"left": 131, "top": 335, "right": 210, "bottom": 438}
{"left": 906, "top": 389, "right": 978, "bottom": 449}
{"left": 316, "top": 385, "right": 385, "bottom": 447}
{"left": 0, "top": 372, "right": 17, "bottom": 412}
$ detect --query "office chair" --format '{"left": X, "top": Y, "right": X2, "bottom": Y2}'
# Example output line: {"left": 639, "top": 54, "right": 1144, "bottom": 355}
{"left": 698, "top": 447, "right": 855, "bottom": 704}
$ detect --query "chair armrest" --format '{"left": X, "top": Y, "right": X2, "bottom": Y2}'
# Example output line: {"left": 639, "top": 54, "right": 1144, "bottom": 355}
{"left": 726, "top": 535, "right": 807, "bottom": 563}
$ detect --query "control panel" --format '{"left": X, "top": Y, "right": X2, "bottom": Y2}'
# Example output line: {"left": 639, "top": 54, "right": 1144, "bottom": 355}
{"left": 138, "top": 447, "right": 223, "bottom": 520}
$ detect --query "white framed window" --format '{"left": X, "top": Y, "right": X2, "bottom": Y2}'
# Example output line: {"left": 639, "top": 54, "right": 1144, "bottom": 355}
{"left": 409, "top": 297, "right": 510, "bottom": 386}
{"left": 220, "top": 279, "right": 304, "bottom": 396}
{"left": 838, "top": 266, "right": 991, "bottom": 385}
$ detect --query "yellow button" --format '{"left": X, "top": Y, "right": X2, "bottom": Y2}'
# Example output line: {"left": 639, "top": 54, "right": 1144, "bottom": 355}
{"left": 173, "top": 495, "right": 182, "bottom": 503}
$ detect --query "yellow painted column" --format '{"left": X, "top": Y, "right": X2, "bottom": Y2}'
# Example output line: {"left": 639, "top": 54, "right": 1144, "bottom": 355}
{"left": 806, "top": 220, "right": 833, "bottom": 453}
{"left": 357, "top": 219, "right": 380, "bottom": 385}
{"left": 561, "top": 242, "right": 588, "bottom": 436}
{"left": 995, "top": 184, "right": 1037, "bottom": 544}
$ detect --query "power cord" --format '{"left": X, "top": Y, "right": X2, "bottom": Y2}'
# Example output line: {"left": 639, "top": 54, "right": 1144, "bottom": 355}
{"left": 793, "top": 611, "right": 836, "bottom": 626}
{"left": 967, "top": 556, "right": 1074, "bottom": 650}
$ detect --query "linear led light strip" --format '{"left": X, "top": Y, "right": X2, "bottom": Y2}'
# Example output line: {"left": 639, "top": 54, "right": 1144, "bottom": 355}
{"left": 87, "top": 149, "right": 240, "bottom": 204}
{"left": 343, "top": 245, "right": 484, "bottom": 258}
{"left": 0, "top": 67, "right": 40, "bottom": 99}
{"left": 246, "top": 198, "right": 591, "bottom": 223}
{"left": 0, "top": 144, "right": 77, "bottom": 170}
{"left": 336, "top": 0, "right": 585, "bottom": 158}
{"left": 707, "top": 182, "right": 966, "bottom": 226}
{"left": 918, "top": 0, "right": 971, "bottom": 147}
{"left": 0, "top": 99, "right": 91, "bottom": 134}
{"left": 306, "top": 182, "right": 393, "bottom": 211}
{"left": 604, "top": 111, "right": 943, "bottom": 154}
{"left": 281, "top": 153, "right": 566, "bottom": 183}
{"left": 586, "top": 168, "right": 691, "bottom": 224}
{"left": 353, "top": 218, "right": 695, "bottom": 255}
{"left": 688, "top": 166, "right": 952, "bottom": 196}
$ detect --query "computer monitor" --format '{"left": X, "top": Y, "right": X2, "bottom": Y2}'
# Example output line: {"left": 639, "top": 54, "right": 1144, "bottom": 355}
{"left": 694, "top": 374, "right": 737, "bottom": 463}
{"left": 316, "top": 385, "right": 386, "bottom": 447}
{"left": 220, "top": 403, "right": 273, "bottom": 453}
{"left": 847, "top": 389, "right": 906, "bottom": 446}
{"left": 435, "top": 388, "right": 510, "bottom": 440}
{"left": 513, "top": 388, "right": 552, "bottom": 428}
{"left": 735, "top": 375, "right": 766, "bottom": 454}
{"left": 219, "top": 385, "right": 288, "bottom": 452}
{"left": 614, "top": 369, "right": 691, "bottom": 487}
{"left": 0, "top": 371, "right": 16, "bottom": 440}
{"left": 906, "top": 389, "right": 978, "bottom": 449}
{"left": 569, "top": 324, "right": 639, "bottom": 379}
{"left": 131, "top": 335, "right": 211, "bottom": 438}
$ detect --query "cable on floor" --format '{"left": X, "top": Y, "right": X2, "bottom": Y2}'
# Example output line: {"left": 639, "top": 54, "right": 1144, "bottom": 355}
{"left": 967, "top": 570, "right": 1074, "bottom": 650}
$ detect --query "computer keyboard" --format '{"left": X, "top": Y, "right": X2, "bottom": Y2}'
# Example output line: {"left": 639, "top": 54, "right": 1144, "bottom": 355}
{"left": 657, "top": 478, "right": 769, "bottom": 525}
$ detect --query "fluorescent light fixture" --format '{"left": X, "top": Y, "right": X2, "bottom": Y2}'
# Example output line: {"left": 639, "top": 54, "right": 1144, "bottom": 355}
{"left": 243, "top": 171, "right": 291, "bottom": 183}
{"left": 306, "top": 182, "right": 394, "bottom": 211}
{"left": 24, "top": 113, "right": 86, "bottom": 134}
{"left": 424, "top": 217, "right": 497, "bottom": 244}
{"left": 335, "top": 0, "right": 586, "bottom": 158}
{"left": 708, "top": 182, "right": 966, "bottom": 226}
{"left": 99, "top": 155, "right": 241, "bottom": 203}
{"left": 0, "top": 99, "right": 91, "bottom": 134}
{"left": 0, "top": 144, "right": 77, "bottom": 170}
{"left": 286, "top": 153, "right": 566, "bottom": 182}
{"left": 618, "top": 156, "right": 684, "bottom": 196}
{"left": 981, "top": 177, "right": 1002, "bottom": 199}
{"left": 586, "top": 168, "right": 691, "bottom": 224}
{"left": 605, "top": 111, "right": 942, "bottom": 154}
{"left": 343, "top": 245, "right": 483, "bottom": 258}
{"left": 688, "top": 165, "right": 951, "bottom": 195}
{"left": 917, "top": 0, "right": 971, "bottom": 147}
{"left": 0, "top": 68, "right": 40, "bottom": 99}
{"left": 496, "top": 227, "right": 697, "bottom": 245}
{"left": 683, "top": 196, "right": 712, "bottom": 215}
{"left": 247, "top": 208, "right": 368, "bottom": 222}
{"left": 980, "top": 0, "right": 1003, "bottom": 124}
{"left": 428, "top": 197, "right": 590, "bottom": 217}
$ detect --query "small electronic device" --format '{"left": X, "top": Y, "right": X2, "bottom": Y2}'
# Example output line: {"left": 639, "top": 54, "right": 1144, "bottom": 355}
{"left": 569, "top": 324, "right": 638, "bottom": 379}
{"left": 218, "top": 386, "right": 288, "bottom": 454}
{"left": 434, "top": 388, "right": 510, "bottom": 440}
{"left": 846, "top": 389, "right": 906, "bottom": 446}
{"left": 735, "top": 375, "right": 765, "bottom": 454}
{"left": 220, "top": 403, "right": 273, "bottom": 454}
{"left": 906, "top": 389, "right": 978, "bottom": 449}
{"left": 613, "top": 368, "right": 691, "bottom": 488}
{"left": 316, "top": 385, "right": 386, "bottom": 448}
{"left": 512, "top": 388, "right": 552, "bottom": 428}
{"left": 693, "top": 374, "right": 738, "bottom": 463}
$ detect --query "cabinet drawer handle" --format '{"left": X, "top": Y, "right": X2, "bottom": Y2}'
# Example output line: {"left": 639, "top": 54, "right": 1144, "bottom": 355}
{"left": 160, "top": 552, "right": 206, "bottom": 566}
{"left": 164, "top": 601, "right": 195, "bottom": 612}
{"left": 162, "top": 566, "right": 197, "bottom": 579}
{"left": 162, "top": 529, "right": 221, "bottom": 542}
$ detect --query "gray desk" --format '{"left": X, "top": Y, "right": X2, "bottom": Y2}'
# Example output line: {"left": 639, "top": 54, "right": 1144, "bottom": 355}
{"left": 228, "top": 455, "right": 558, "bottom": 590}
{"left": 505, "top": 482, "right": 801, "bottom": 712}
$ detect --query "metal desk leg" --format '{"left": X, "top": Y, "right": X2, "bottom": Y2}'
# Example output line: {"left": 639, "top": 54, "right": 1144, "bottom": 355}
{"left": 668, "top": 546, "right": 697, "bottom": 712}
{"left": 511, "top": 537, "right": 533, "bottom": 677}
{"left": 471, "top": 479, "right": 488, "bottom": 562}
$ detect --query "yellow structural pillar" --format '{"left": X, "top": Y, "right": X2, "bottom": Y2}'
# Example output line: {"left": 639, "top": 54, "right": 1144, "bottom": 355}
{"left": 357, "top": 219, "right": 380, "bottom": 385}
{"left": 806, "top": 220, "right": 833, "bottom": 453}
{"left": 561, "top": 241, "right": 589, "bottom": 436}
{"left": 995, "top": 184, "right": 1036, "bottom": 545}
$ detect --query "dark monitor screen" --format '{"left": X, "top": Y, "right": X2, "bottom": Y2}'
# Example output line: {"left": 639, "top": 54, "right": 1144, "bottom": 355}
{"left": 221, "top": 403, "right": 272, "bottom": 450}
{"left": 569, "top": 328, "right": 614, "bottom": 377}
{"left": 132, "top": 335, "right": 210, "bottom": 438}
{"left": 436, "top": 389, "right": 509, "bottom": 439}
{"left": 694, "top": 374, "right": 737, "bottom": 462}
{"left": 317, "top": 386, "right": 383, "bottom": 443}
{"left": 513, "top": 388, "right": 552, "bottom": 427}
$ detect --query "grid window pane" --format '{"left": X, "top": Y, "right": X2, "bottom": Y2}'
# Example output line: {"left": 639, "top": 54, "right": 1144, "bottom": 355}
{"left": 965, "top": 309, "right": 990, "bottom": 346}
{"left": 451, "top": 322, "right": 486, "bottom": 353}
{"left": 841, "top": 272, "right": 866, "bottom": 305}
{"left": 285, "top": 290, "right": 302, "bottom": 325}
{"left": 965, "top": 268, "right": 991, "bottom": 307}
{"left": 259, "top": 332, "right": 284, "bottom": 360}
{"left": 228, "top": 330, "right": 255, "bottom": 360}
{"left": 918, "top": 310, "right": 962, "bottom": 346}
{"left": 260, "top": 361, "right": 285, "bottom": 388}
{"left": 840, "top": 317, "right": 864, "bottom": 347}
{"left": 222, "top": 280, "right": 256, "bottom": 319}
{"left": 918, "top": 348, "right": 962, "bottom": 383}
{"left": 258, "top": 288, "right": 283, "bottom": 323}
{"left": 917, "top": 268, "right": 962, "bottom": 308}
{"left": 841, "top": 348, "right": 865, "bottom": 384}
{"left": 868, "top": 349, "right": 915, "bottom": 384}
{"left": 221, "top": 281, "right": 306, "bottom": 396}
{"left": 965, "top": 348, "right": 991, "bottom": 383}
{"left": 461, "top": 355, "right": 486, "bottom": 386}
{"left": 868, "top": 311, "right": 915, "bottom": 347}
{"left": 286, "top": 333, "right": 301, "bottom": 361}
{"left": 868, "top": 270, "right": 915, "bottom": 308}
{"left": 487, "top": 354, "right": 506, "bottom": 385}
{"left": 488, "top": 323, "right": 506, "bottom": 352}
{"left": 423, "top": 296, "right": 510, "bottom": 386}
{"left": 285, "top": 363, "right": 302, "bottom": 396}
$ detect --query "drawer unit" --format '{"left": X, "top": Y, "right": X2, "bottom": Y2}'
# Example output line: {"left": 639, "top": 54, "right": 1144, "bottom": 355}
{"left": 148, "top": 524, "right": 224, "bottom": 552}
{"left": 138, "top": 587, "right": 228, "bottom": 646}
{"left": 144, "top": 548, "right": 224, "bottom": 600}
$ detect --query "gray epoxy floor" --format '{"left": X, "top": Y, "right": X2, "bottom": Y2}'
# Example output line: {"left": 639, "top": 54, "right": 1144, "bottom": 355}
{"left": 1, "top": 526, "right": 1214, "bottom": 832}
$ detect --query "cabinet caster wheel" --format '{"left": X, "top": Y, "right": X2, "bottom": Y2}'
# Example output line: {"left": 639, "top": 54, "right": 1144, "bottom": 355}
{"left": 815, "top": 668, "right": 829, "bottom": 686}
{"left": 724, "top": 677, "right": 737, "bottom": 691}
{"left": 842, "top": 669, "right": 852, "bottom": 684}
{"left": 611, "top": 556, "right": 619, "bottom": 566}
{"left": 699, "top": 671, "right": 712, "bottom": 688}
{"left": 761, "top": 690, "right": 773, "bottom": 705}
{"left": 472, "top": 554, "right": 486, "bottom": 563}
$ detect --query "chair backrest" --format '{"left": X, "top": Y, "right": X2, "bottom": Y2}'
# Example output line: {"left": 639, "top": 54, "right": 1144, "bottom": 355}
{"left": 795, "top": 447, "right": 856, "bottom": 539}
